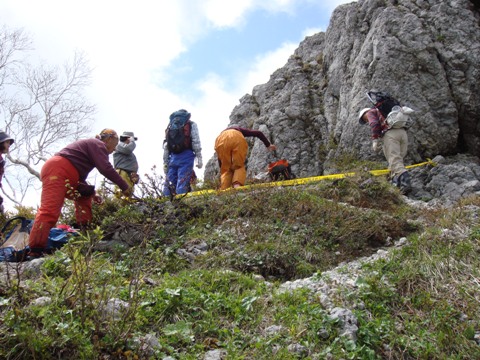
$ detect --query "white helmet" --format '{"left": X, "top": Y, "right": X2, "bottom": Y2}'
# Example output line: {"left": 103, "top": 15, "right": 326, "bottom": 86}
{"left": 358, "top": 108, "right": 371, "bottom": 124}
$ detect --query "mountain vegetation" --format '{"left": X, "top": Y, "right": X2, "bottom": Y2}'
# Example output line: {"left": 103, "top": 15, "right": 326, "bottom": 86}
{"left": 1, "top": 169, "right": 479, "bottom": 359}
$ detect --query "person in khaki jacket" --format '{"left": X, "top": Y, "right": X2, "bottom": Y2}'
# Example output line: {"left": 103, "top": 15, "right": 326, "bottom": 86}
{"left": 215, "top": 125, "right": 276, "bottom": 190}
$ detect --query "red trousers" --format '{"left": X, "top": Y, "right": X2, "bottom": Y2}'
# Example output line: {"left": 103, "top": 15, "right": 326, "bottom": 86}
{"left": 28, "top": 156, "right": 94, "bottom": 251}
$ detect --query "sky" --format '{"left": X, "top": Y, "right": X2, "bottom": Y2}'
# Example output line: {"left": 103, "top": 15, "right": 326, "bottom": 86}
{"left": 0, "top": 0, "right": 354, "bottom": 209}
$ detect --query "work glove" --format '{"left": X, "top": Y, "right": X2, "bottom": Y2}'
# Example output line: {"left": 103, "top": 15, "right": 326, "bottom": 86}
{"left": 196, "top": 157, "right": 203, "bottom": 169}
{"left": 372, "top": 139, "right": 382, "bottom": 153}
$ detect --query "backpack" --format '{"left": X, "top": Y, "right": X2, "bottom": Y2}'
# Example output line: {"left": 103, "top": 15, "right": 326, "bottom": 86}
{"left": 385, "top": 106, "right": 415, "bottom": 129}
{"left": 366, "top": 91, "right": 401, "bottom": 118}
{"left": 268, "top": 159, "right": 296, "bottom": 181}
{"left": 165, "top": 109, "right": 192, "bottom": 154}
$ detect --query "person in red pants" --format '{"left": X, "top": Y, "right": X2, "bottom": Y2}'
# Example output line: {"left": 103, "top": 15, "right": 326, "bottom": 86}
{"left": 28, "top": 129, "right": 132, "bottom": 257}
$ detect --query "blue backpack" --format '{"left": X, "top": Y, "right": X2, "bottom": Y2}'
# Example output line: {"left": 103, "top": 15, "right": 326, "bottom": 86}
{"left": 165, "top": 109, "right": 192, "bottom": 154}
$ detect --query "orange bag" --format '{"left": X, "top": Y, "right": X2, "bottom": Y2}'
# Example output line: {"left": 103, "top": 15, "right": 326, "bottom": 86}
{"left": 268, "top": 159, "right": 295, "bottom": 181}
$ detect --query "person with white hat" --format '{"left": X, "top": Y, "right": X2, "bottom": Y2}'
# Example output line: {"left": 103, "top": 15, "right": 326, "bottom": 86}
{"left": 0, "top": 130, "right": 14, "bottom": 213}
{"left": 358, "top": 105, "right": 412, "bottom": 194}
{"left": 113, "top": 131, "right": 139, "bottom": 197}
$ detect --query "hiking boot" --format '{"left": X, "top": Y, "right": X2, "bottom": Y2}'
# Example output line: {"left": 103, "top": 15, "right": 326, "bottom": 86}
{"left": 398, "top": 171, "right": 412, "bottom": 195}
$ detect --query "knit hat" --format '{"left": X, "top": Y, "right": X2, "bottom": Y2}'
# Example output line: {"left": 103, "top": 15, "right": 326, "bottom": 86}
{"left": 120, "top": 131, "right": 138, "bottom": 140}
{"left": 0, "top": 131, "right": 14, "bottom": 145}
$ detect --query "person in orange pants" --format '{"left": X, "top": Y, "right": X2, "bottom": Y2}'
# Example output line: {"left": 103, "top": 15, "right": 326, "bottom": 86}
{"left": 28, "top": 129, "right": 132, "bottom": 257}
{"left": 214, "top": 125, "right": 276, "bottom": 190}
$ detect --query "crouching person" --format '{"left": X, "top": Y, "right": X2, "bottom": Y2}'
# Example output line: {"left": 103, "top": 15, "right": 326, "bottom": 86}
{"left": 214, "top": 125, "right": 276, "bottom": 190}
{"left": 28, "top": 129, "right": 132, "bottom": 257}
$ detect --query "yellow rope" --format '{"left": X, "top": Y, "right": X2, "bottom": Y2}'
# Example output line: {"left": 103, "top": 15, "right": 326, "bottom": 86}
{"left": 181, "top": 159, "right": 436, "bottom": 198}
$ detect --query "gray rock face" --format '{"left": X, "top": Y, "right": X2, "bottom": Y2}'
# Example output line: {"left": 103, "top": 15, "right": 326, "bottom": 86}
{"left": 205, "top": 0, "right": 480, "bottom": 183}
{"left": 410, "top": 154, "right": 480, "bottom": 205}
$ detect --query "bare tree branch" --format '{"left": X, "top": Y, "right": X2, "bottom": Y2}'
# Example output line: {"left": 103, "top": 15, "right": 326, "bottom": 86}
{"left": 0, "top": 25, "right": 96, "bottom": 205}
{"left": 5, "top": 154, "right": 40, "bottom": 178}
{"left": 0, "top": 25, "right": 31, "bottom": 89}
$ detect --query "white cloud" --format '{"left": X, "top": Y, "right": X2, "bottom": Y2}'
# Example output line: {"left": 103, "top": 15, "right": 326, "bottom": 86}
{"left": 201, "top": 0, "right": 334, "bottom": 29}
{"left": 203, "top": 0, "right": 254, "bottom": 28}
{"left": 240, "top": 42, "right": 297, "bottom": 92}
{"left": 302, "top": 27, "right": 324, "bottom": 38}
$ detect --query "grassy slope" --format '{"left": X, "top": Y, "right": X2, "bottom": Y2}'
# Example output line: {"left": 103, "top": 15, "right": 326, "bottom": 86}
{"left": 1, "top": 173, "right": 479, "bottom": 359}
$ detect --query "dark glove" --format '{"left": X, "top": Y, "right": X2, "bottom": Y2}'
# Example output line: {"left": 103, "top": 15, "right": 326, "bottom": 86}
{"left": 76, "top": 182, "right": 96, "bottom": 197}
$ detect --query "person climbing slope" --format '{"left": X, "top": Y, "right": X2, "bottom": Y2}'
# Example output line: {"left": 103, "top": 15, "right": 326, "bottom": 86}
{"left": 358, "top": 91, "right": 413, "bottom": 194}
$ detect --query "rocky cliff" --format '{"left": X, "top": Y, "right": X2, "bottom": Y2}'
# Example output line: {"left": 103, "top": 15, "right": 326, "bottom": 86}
{"left": 205, "top": 0, "right": 480, "bottom": 183}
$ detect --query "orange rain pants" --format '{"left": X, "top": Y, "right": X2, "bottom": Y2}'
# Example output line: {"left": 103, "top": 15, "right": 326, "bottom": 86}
{"left": 28, "top": 156, "right": 94, "bottom": 251}
{"left": 214, "top": 129, "right": 248, "bottom": 190}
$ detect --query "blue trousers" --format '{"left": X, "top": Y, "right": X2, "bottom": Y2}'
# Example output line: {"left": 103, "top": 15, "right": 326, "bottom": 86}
{"left": 163, "top": 149, "right": 195, "bottom": 195}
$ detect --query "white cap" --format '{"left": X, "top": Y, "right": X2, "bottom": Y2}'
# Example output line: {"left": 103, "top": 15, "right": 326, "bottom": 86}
{"left": 358, "top": 108, "right": 371, "bottom": 124}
